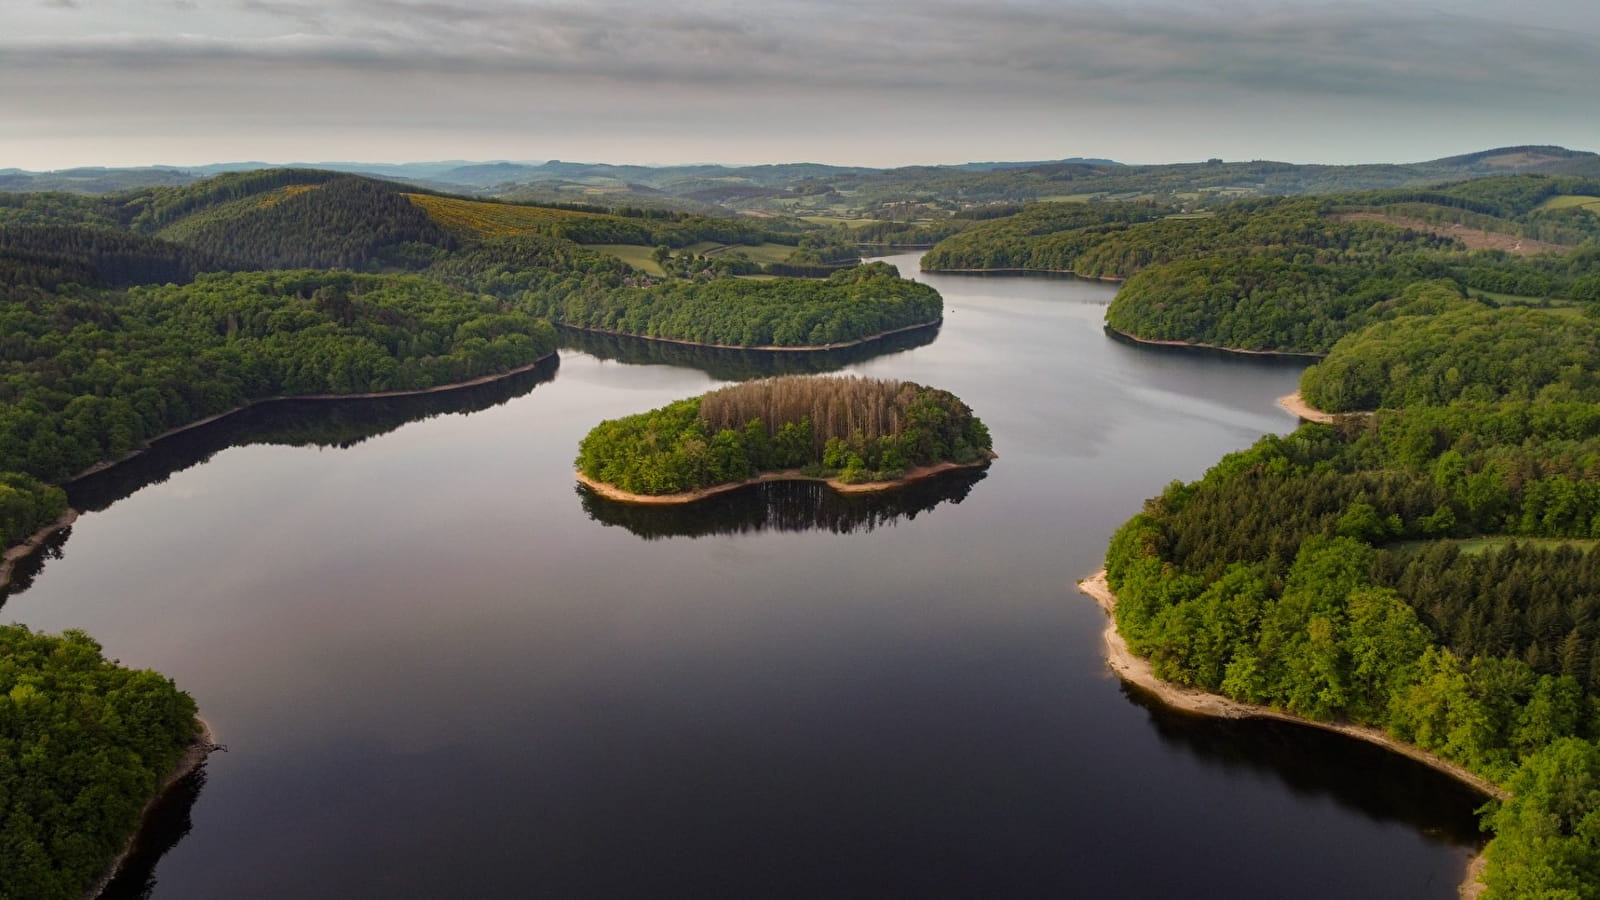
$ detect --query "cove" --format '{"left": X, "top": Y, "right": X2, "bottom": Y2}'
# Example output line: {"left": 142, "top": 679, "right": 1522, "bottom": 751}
{"left": 5, "top": 253, "right": 1480, "bottom": 898}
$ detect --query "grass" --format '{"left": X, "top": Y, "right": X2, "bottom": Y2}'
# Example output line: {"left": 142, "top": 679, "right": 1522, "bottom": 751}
{"left": 1536, "top": 194, "right": 1600, "bottom": 212}
{"left": 405, "top": 193, "right": 611, "bottom": 238}
{"left": 589, "top": 244, "right": 665, "bottom": 275}
{"left": 1389, "top": 536, "right": 1600, "bottom": 556}
{"left": 701, "top": 242, "right": 798, "bottom": 265}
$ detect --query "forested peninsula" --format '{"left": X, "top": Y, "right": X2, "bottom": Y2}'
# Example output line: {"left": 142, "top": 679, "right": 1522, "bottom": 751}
{"left": 1046, "top": 175, "right": 1600, "bottom": 895}
{"left": 926, "top": 174, "right": 1600, "bottom": 354}
{"left": 0, "top": 626, "right": 205, "bottom": 900}
{"left": 576, "top": 375, "right": 992, "bottom": 502}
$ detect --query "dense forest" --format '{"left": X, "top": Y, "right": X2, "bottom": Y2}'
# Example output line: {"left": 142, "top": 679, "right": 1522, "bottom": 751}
{"left": 0, "top": 271, "right": 559, "bottom": 485}
{"left": 576, "top": 375, "right": 991, "bottom": 495}
{"left": 0, "top": 626, "right": 200, "bottom": 900}
{"left": 525, "top": 262, "right": 941, "bottom": 348}
{"left": 925, "top": 176, "right": 1600, "bottom": 354}
{"left": 1103, "top": 400, "right": 1600, "bottom": 891}
{"left": 1300, "top": 306, "right": 1600, "bottom": 411}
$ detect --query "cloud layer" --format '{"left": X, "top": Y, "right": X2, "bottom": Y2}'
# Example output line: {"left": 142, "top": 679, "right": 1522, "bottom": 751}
{"left": 3, "top": 0, "right": 1597, "bottom": 168}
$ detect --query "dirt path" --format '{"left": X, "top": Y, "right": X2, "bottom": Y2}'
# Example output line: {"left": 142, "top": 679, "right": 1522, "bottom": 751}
{"left": 1331, "top": 212, "right": 1569, "bottom": 256}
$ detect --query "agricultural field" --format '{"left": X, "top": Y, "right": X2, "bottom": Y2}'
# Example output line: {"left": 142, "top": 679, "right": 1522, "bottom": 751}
{"left": 1535, "top": 193, "right": 1600, "bottom": 211}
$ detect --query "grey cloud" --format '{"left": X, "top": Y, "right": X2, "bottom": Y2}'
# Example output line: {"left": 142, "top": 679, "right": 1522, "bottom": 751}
{"left": 1, "top": 0, "right": 1591, "bottom": 107}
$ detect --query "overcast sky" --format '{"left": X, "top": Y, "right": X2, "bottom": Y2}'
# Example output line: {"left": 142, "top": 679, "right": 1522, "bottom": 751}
{"left": 3, "top": 0, "right": 1597, "bottom": 170}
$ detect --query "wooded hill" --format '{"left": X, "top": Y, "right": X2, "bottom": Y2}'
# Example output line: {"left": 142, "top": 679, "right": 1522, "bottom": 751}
{"left": 576, "top": 375, "right": 991, "bottom": 495}
{"left": 922, "top": 174, "right": 1600, "bottom": 354}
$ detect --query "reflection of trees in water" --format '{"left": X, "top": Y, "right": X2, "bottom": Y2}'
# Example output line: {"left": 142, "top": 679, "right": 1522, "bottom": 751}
{"left": 98, "top": 766, "right": 207, "bottom": 900}
{"left": 1121, "top": 683, "right": 1485, "bottom": 846}
{"left": 2, "top": 358, "right": 558, "bottom": 605}
{"left": 579, "top": 469, "right": 985, "bottom": 540}
{"left": 559, "top": 323, "right": 940, "bottom": 381}
{"left": 67, "top": 357, "right": 559, "bottom": 514}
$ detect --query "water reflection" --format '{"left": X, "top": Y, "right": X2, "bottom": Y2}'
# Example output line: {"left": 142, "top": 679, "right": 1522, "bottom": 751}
{"left": 67, "top": 357, "right": 559, "bottom": 515}
{"left": 99, "top": 766, "right": 208, "bottom": 900}
{"left": 559, "top": 323, "right": 940, "bottom": 382}
{"left": 1123, "top": 683, "right": 1487, "bottom": 846}
{"left": 578, "top": 469, "right": 986, "bottom": 540}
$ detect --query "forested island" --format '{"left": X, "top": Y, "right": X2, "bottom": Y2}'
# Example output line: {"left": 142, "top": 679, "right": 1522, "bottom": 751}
{"left": 575, "top": 375, "right": 992, "bottom": 501}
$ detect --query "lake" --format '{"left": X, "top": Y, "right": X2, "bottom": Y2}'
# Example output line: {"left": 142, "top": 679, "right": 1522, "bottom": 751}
{"left": 5, "top": 253, "right": 1484, "bottom": 898}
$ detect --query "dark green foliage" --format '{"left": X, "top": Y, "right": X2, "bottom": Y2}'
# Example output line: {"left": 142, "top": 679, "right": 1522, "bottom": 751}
{"left": 1, "top": 225, "right": 228, "bottom": 290}
{"left": 576, "top": 375, "right": 991, "bottom": 494}
{"left": 0, "top": 626, "right": 198, "bottom": 900}
{"left": 528, "top": 262, "right": 942, "bottom": 347}
{"left": 0, "top": 271, "right": 557, "bottom": 485}
{"left": 1301, "top": 307, "right": 1600, "bottom": 412}
{"left": 160, "top": 177, "right": 457, "bottom": 270}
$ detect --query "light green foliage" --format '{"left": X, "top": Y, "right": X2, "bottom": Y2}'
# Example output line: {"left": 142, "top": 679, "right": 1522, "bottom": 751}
{"left": 1301, "top": 306, "right": 1600, "bottom": 412}
{"left": 0, "top": 626, "right": 198, "bottom": 900}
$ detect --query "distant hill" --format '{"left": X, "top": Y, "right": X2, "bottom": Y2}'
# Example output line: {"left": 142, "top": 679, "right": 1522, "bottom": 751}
{"left": 2, "top": 147, "right": 1596, "bottom": 223}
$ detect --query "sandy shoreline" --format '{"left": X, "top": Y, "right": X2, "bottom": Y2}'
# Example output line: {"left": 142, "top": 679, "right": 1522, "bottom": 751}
{"left": 554, "top": 319, "right": 941, "bottom": 354}
{"left": 1107, "top": 327, "right": 1327, "bottom": 359}
{"left": 1077, "top": 569, "right": 1498, "bottom": 896}
{"left": 85, "top": 717, "right": 219, "bottom": 900}
{"left": 1277, "top": 390, "right": 1336, "bottom": 424}
{"left": 921, "top": 266, "right": 1124, "bottom": 282}
{"left": 576, "top": 454, "right": 995, "bottom": 505}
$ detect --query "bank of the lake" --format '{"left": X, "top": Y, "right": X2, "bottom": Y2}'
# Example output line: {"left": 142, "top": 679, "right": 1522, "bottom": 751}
{"left": 0, "top": 354, "right": 562, "bottom": 591}
{"left": 554, "top": 319, "right": 941, "bottom": 353}
{"left": 921, "top": 266, "right": 1124, "bottom": 282}
{"left": 87, "top": 718, "right": 219, "bottom": 900}
{"left": 1107, "top": 326, "right": 1327, "bottom": 359}
{"left": 69, "top": 353, "right": 561, "bottom": 483}
{"left": 1277, "top": 390, "right": 1337, "bottom": 424}
{"left": 576, "top": 454, "right": 995, "bottom": 505}
{"left": 0, "top": 509, "right": 79, "bottom": 594}
{"left": 1077, "top": 569, "right": 1498, "bottom": 896}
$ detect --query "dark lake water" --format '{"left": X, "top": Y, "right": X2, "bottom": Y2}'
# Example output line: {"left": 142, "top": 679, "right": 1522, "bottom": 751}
{"left": 5, "top": 253, "right": 1485, "bottom": 898}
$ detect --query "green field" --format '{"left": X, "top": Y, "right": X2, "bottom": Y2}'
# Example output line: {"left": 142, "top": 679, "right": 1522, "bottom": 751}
{"left": 588, "top": 244, "right": 665, "bottom": 274}
{"left": 1536, "top": 194, "right": 1600, "bottom": 211}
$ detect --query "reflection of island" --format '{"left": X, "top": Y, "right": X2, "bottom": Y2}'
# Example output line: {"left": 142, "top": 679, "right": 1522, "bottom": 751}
{"left": 1122, "top": 684, "right": 1484, "bottom": 847}
{"left": 66, "top": 357, "right": 559, "bottom": 515}
{"left": 98, "top": 766, "right": 207, "bottom": 900}
{"left": 560, "top": 323, "right": 939, "bottom": 381}
{"left": 578, "top": 469, "right": 986, "bottom": 540}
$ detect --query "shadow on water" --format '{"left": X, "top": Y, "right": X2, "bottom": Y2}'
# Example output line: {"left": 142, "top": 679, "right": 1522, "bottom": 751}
{"left": 0, "top": 357, "right": 559, "bottom": 606}
{"left": 98, "top": 765, "right": 208, "bottom": 900}
{"left": 1102, "top": 325, "right": 1322, "bottom": 368}
{"left": 66, "top": 356, "right": 560, "bottom": 515}
{"left": 1121, "top": 682, "right": 1487, "bottom": 849}
{"left": 559, "top": 323, "right": 940, "bottom": 382}
{"left": 578, "top": 469, "right": 986, "bottom": 540}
